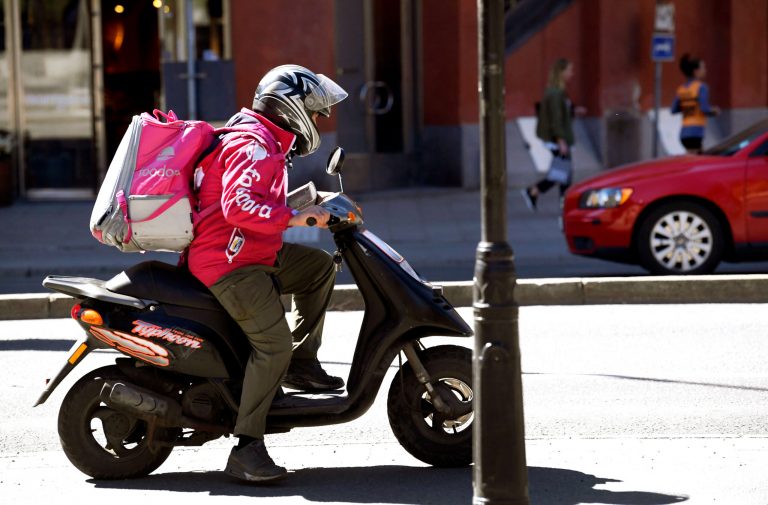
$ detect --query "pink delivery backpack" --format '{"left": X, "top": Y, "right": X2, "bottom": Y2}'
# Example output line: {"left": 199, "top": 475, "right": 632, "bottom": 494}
{"left": 90, "top": 110, "right": 222, "bottom": 253}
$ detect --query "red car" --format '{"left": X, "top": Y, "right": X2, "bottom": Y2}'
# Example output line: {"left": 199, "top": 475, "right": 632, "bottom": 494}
{"left": 562, "top": 119, "right": 768, "bottom": 275}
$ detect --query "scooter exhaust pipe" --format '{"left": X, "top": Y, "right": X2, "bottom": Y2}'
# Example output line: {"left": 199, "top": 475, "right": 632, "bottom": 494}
{"left": 99, "top": 380, "right": 231, "bottom": 433}
{"left": 100, "top": 381, "right": 183, "bottom": 423}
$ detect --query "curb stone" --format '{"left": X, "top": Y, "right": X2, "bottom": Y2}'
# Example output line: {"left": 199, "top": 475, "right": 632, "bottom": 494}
{"left": 1, "top": 274, "right": 767, "bottom": 320}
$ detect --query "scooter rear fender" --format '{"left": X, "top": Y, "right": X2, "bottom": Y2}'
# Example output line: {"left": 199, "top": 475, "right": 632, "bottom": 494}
{"left": 34, "top": 332, "right": 101, "bottom": 406}
{"left": 35, "top": 280, "right": 246, "bottom": 406}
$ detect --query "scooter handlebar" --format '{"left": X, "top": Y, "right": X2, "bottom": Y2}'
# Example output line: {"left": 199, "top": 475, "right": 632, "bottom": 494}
{"left": 306, "top": 215, "right": 343, "bottom": 228}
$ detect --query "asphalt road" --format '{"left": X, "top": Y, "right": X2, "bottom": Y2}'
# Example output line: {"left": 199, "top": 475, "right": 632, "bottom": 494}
{"left": 2, "top": 306, "right": 768, "bottom": 504}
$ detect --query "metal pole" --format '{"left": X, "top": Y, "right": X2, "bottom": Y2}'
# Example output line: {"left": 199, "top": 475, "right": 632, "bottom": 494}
{"left": 653, "top": 61, "right": 661, "bottom": 157}
{"left": 473, "top": 0, "right": 529, "bottom": 504}
{"left": 90, "top": 0, "right": 108, "bottom": 184}
{"left": 185, "top": 0, "right": 197, "bottom": 119}
{"left": 7, "top": 0, "right": 25, "bottom": 197}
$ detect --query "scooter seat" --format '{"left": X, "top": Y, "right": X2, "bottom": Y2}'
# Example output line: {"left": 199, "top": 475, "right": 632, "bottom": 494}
{"left": 105, "top": 261, "right": 223, "bottom": 311}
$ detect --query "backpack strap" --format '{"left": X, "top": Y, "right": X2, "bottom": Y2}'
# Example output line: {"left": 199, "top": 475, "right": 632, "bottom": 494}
{"left": 197, "top": 134, "right": 223, "bottom": 164}
{"left": 115, "top": 190, "right": 131, "bottom": 244}
{"left": 196, "top": 202, "right": 221, "bottom": 221}
{"left": 127, "top": 192, "right": 187, "bottom": 225}
{"left": 214, "top": 125, "right": 286, "bottom": 163}
{"left": 152, "top": 109, "right": 179, "bottom": 122}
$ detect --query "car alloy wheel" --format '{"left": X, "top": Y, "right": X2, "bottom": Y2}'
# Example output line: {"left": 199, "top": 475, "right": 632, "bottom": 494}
{"left": 638, "top": 202, "right": 724, "bottom": 275}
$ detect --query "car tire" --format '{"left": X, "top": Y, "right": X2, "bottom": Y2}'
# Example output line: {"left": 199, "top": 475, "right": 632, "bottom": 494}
{"left": 637, "top": 201, "right": 724, "bottom": 275}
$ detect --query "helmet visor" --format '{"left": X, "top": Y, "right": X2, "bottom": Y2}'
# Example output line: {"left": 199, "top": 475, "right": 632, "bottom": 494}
{"left": 305, "top": 74, "right": 348, "bottom": 117}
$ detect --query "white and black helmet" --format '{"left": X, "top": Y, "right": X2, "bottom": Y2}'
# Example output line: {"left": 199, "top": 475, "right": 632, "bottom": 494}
{"left": 252, "top": 64, "right": 348, "bottom": 156}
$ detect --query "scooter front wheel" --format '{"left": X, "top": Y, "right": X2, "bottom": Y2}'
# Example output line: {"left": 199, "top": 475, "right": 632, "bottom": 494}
{"left": 387, "top": 345, "right": 473, "bottom": 467}
{"left": 58, "top": 365, "right": 178, "bottom": 479}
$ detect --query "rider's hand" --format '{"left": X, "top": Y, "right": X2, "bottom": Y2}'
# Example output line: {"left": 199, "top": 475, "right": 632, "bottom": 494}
{"left": 557, "top": 138, "right": 569, "bottom": 157}
{"left": 289, "top": 206, "right": 331, "bottom": 228}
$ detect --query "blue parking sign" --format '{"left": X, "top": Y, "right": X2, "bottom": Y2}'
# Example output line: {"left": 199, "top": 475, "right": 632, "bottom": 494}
{"left": 651, "top": 33, "right": 675, "bottom": 62}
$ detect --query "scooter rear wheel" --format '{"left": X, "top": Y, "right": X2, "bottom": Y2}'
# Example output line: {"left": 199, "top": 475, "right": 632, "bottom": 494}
{"left": 58, "top": 365, "right": 178, "bottom": 479}
{"left": 387, "top": 345, "right": 473, "bottom": 467}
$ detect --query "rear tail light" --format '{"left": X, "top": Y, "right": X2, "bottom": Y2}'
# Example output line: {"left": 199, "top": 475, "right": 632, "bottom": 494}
{"left": 80, "top": 309, "right": 104, "bottom": 326}
{"left": 71, "top": 303, "right": 104, "bottom": 326}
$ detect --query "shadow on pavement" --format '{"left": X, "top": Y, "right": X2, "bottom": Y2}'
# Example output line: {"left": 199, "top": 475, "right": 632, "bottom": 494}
{"left": 0, "top": 338, "right": 73, "bottom": 351}
{"left": 528, "top": 467, "right": 687, "bottom": 504}
{"left": 91, "top": 465, "right": 687, "bottom": 504}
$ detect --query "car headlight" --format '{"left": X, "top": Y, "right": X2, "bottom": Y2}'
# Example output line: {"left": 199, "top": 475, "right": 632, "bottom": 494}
{"left": 579, "top": 188, "right": 633, "bottom": 209}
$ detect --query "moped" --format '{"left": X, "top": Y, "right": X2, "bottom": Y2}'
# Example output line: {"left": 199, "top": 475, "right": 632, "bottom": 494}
{"left": 35, "top": 147, "right": 474, "bottom": 479}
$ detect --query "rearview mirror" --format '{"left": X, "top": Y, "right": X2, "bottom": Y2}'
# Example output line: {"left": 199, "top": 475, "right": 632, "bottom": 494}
{"left": 326, "top": 147, "right": 345, "bottom": 176}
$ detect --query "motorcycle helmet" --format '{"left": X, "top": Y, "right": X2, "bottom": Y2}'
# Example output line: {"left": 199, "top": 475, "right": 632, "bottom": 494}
{"left": 252, "top": 64, "right": 348, "bottom": 156}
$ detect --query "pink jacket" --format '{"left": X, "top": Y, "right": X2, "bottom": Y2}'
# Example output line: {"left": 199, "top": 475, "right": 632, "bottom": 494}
{"left": 187, "top": 109, "right": 297, "bottom": 287}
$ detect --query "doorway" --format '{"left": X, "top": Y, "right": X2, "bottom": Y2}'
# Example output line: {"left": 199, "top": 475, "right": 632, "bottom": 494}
{"left": 0, "top": 0, "right": 163, "bottom": 200}
{"left": 333, "top": 0, "right": 421, "bottom": 191}
{"left": 101, "top": 0, "right": 160, "bottom": 165}
{"left": 6, "top": 0, "right": 96, "bottom": 199}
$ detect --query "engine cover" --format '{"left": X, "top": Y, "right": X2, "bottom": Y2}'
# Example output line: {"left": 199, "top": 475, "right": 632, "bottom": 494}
{"left": 182, "top": 383, "right": 228, "bottom": 424}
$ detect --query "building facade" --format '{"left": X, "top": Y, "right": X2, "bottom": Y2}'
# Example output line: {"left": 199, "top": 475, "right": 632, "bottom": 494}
{"left": 0, "top": 0, "right": 766, "bottom": 203}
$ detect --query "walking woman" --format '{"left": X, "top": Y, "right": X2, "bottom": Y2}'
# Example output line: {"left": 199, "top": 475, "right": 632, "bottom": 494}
{"left": 522, "top": 58, "right": 581, "bottom": 211}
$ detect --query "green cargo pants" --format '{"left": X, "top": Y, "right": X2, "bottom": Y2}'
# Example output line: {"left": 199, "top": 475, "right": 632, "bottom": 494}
{"left": 209, "top": 242, "right": 335, "bottom": 438}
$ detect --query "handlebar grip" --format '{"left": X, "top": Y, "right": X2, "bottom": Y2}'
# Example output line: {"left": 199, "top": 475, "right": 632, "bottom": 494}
{"left": 327, "top": 215, "right": 341, "bottom": 226}
{"left": 306, "top": 217, "right": 317, "bottom": 227}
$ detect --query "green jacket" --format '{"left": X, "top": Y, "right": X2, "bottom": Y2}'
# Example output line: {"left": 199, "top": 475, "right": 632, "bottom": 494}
{"left": 535, "top": 87, "right": 574, "bottom": 146}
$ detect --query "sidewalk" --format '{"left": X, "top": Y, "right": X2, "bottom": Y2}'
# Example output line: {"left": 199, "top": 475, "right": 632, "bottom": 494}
{"left": 0, "top": 185, "right": 575, "bottom": 294}
{"left": 4, "top": 186, "right": 768, "bottom": 320}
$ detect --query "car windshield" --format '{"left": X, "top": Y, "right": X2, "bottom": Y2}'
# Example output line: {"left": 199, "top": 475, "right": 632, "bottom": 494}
{"left": 704, "top": 119, "right": 768, "bottom": 156}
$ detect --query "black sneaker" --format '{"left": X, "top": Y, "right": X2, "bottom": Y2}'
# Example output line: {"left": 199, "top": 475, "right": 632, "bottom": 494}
{"left": 225, "top": 439, "right": 287, "bottom": 483}
{"left": 520, "top": 188, "right": 537, "bottom": 212}
{"left": 283, "top": 359, "right": 345, "bottom": 392}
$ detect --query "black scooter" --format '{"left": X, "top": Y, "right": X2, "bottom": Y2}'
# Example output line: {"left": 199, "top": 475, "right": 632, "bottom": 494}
{"left": 35, "top": 147, "right": 474, "bottom": 480}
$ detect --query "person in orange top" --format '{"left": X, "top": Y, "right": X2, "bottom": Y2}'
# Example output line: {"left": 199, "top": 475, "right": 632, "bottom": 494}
{"left": 671, "top": 53, "right": 720, "bottom": 154}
